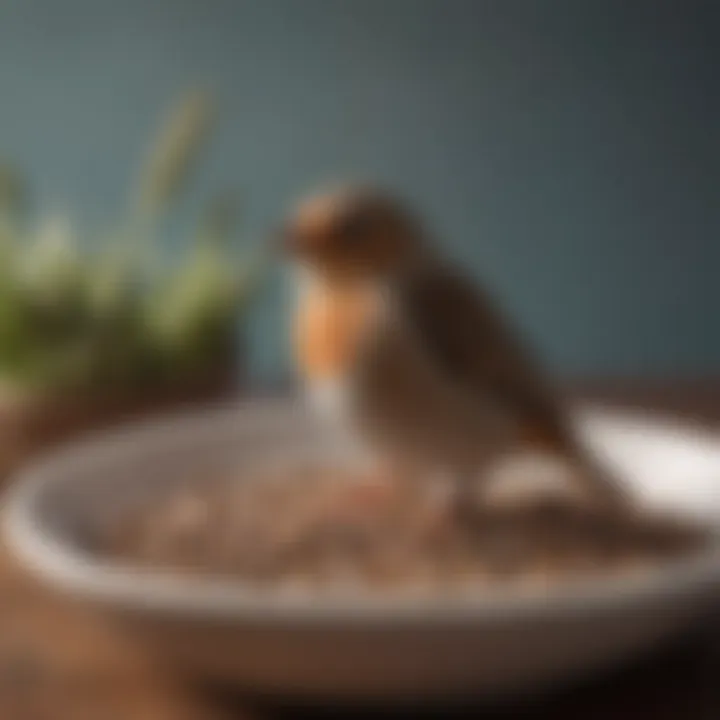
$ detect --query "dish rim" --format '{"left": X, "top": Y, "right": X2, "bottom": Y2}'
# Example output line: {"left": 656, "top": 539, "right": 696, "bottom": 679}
{"left": 4, "top": 399, "right": 720, "bottom": 625}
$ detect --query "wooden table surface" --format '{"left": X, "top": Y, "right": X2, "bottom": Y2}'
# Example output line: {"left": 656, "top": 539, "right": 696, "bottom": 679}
{"left": 1, "top": 379, "right": 719, "bottom": 720}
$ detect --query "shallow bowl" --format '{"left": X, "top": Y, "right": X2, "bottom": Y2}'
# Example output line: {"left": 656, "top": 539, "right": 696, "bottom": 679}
{"left": 4, "top": 400, "right": 720, "bottom": 701}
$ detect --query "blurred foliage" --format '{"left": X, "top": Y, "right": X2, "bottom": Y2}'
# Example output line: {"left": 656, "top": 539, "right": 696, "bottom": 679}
{"left": 0, "top": 91, "right": 267, "bottom": 396}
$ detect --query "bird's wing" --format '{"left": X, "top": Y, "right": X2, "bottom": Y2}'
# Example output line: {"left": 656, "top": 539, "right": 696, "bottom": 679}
{"left": 394, "top": 263, "right": 575, "bottom": 453}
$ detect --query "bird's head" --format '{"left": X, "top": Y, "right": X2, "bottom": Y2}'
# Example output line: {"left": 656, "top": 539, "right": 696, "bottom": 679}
{"left": 280, "top": 186, "right": 425, "bottom": 281}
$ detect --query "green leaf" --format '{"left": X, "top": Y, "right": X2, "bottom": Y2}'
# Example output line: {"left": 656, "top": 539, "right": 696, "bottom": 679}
{"left": 132, "top": 90, "right": 216, "bottom": 222}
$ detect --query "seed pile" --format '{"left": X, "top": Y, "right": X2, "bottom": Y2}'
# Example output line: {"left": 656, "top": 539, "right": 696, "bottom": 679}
{"left": 101, "top": 466, "right": 710, "bottom": 591}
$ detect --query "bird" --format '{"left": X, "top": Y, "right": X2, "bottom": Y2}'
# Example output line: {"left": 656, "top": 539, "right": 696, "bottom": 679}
{"left": 281, "top": 185, "right": 629, "bottom": 514}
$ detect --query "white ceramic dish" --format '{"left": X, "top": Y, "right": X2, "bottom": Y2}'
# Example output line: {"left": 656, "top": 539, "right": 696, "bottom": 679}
{"left": 4, "top": 399, "right": 720, "bottom": 701}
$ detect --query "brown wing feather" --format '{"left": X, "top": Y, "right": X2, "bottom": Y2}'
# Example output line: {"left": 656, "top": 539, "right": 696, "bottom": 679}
{"left": 395, "top": 263, "right": 576, "bottom": 453}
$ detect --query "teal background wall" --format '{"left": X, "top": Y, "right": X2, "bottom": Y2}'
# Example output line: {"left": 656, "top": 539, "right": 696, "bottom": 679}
{"left": 1, "top": 0, "right": 717, "bottom": 380}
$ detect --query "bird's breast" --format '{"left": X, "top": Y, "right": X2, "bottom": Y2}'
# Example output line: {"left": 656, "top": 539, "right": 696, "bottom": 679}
{"left": 293, "top": 274, "right": 381, "bottom": 381}
{"left": 293, "top": 272, "right": 384, "bottom": 425}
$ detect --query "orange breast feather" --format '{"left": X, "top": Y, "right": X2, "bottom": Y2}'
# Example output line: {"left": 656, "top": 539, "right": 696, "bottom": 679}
{"left": 295, "top": 284, "right": 375, "bottom": 380}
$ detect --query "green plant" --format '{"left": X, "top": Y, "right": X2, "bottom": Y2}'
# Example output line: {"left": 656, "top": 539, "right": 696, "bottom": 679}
{"left": 0, "top": 91, "right": 266, "bottom": 396}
